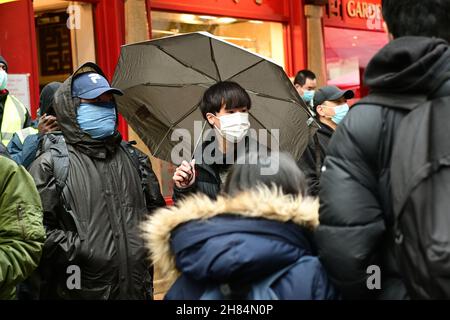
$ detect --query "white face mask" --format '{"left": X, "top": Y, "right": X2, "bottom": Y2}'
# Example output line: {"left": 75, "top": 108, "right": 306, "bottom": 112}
{"left": 214, "top": 112, "right": 250, "bottom": 143}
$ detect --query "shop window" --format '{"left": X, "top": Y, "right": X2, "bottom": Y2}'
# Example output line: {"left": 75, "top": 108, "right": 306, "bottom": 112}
{"left": 34, "top": 0, "right": 96, "bottom": 89}
{"left": 324, "top": 26, "right": 388, "bottom": 98}
{"left": 35, "top": 11, "right": 73, "bottom": 89}
{"left": 151, "top": 11, "right": 285, "bottom": 69}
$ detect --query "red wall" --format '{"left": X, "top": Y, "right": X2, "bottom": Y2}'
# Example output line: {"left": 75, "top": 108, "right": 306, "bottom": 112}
{"left": 93, "top": 0, "right": 128, "bottom": 140}
{"left": 0, "top": 0, "right": 40, "bottom": 117}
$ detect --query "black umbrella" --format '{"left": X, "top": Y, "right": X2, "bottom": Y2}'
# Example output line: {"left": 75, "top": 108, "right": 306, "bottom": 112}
{"left": 112, "top": 32, "right": 318, "bottom": 162}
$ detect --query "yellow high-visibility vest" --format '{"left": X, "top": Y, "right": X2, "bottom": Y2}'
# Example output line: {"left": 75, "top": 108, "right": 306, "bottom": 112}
{"left": 1, "top": 94, "right": 28, "bottom": 146}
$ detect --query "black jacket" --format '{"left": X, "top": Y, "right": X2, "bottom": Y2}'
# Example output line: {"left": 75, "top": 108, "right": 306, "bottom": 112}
{"left": 29, "top": 63, "right": 165, "bottom": 300}
{"left": 172, "top": 135, "right": 263, "bottom": 202}
{"left": 297, "top": 122, "right": 334, "bottom": 196}
{"left": 315, "top": 37, "right": 450, "bottom": 300}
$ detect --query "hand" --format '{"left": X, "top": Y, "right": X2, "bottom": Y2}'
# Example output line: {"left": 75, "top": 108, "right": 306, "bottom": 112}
{"left": 173, "top": 159, "right": 196, "bottom": 189}
{"left": 38, "top": 114, "right": 59, "bottom": 135}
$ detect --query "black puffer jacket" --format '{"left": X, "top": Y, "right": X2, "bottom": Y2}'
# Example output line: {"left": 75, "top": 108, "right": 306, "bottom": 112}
{"left": 316, "top": 37, "right": 450, "bottom": 299}
{"left": 29, "top": 63, "right": 165, "bottom": 300}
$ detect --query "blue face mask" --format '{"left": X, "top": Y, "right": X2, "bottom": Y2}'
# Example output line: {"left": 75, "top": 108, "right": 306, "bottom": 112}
{"left": 332, "top": 103, "right": 349, "bottom": 124}
{"left": 302, "top": 90, "right": 314, "bottom": 103}
{"left": 77, "top": 102, "right": 117, "bottom": 139}
{"left": 0, "top": 70, "right": 7, "bottom": 90}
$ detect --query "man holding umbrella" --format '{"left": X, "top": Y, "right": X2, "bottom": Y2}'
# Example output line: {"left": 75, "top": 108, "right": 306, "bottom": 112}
{"left": 112, "top": 32, "right": 318, "bottom": 203}
{"left": 172, "top": 81, "right": 253, "bottom": 201}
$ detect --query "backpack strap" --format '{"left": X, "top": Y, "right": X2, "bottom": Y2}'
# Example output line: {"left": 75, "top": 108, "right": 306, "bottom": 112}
{"left": 120, "top": 140, "right": 144, "bottom": 178}
{"left": 120, "top": 140, "right": 149, "bottom": 205}
{"left": 44, "top": 134, "right": 91, "bottom": 240}
{"left": 47, "top": 134, "right": 70, "bottom": 194}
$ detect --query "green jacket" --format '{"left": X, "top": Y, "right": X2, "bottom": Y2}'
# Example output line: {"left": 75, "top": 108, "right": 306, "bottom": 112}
{"left": 0, "top": 155, "right": 45, "bottom": 299}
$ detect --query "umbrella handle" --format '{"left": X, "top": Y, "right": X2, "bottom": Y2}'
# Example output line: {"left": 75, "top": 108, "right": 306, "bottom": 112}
{"left": 192, "top": 120, "right": 208, "bottom": 161}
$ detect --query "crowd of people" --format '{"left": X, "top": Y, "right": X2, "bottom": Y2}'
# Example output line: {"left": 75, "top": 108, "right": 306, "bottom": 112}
{"left": 1, "top": 0, "right": 450, "bottom": 300}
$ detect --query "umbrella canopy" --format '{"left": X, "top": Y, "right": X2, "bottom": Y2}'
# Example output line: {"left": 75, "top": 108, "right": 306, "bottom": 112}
{"left": 112, "top": 32, "right": 318, "bottom": 163}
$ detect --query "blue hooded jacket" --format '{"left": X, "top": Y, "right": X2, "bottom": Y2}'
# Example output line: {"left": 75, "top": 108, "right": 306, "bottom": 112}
{"left": 143, "top": 187, "right": 338, "bottom": 300}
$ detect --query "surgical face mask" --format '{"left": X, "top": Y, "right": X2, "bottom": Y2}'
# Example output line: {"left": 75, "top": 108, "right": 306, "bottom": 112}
{"left": 214, "top": 112, "right": 250, "bottom": 143}
{"left": 77, "top": 102, "right": 117, "bottom": 139}
{"left": 0, "top": 70, "right": 7, "bottom": 90}
{"left": 302, "top": 90, "right": 314, "bottom": 104}
{"left": 331, "top": 103, "right": 349, "bottom": 124}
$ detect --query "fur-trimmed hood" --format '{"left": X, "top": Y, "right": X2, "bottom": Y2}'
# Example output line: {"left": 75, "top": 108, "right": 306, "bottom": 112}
{"left": 142, "top": 186, "right": 319, "bottom": 286}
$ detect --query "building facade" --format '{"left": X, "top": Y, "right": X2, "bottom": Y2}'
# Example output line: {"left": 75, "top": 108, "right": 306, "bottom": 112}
{"left": 0, "top": 0, "right": 385, "bottom": 199}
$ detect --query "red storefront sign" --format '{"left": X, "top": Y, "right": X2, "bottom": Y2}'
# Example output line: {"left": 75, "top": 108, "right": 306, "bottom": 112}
{"left": 323, "top": 0, "right": 384, "bottom": 31}
{"left": 149, "top": 0, "right": 289, "bottom": 21}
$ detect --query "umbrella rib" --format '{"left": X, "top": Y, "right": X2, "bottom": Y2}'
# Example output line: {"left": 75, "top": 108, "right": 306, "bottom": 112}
{"left": 246, "top": 91, "right": 313, "bottom": 117}
{"left": 249, "top": 92, "right": 301, "bottom": 105}
{"left": 209, "top": 38, "right": 222, "bottom": 81}
{"left": 142, "top": 82, "right": 211, "bottom": 88}
{"left": 248, "top": 111, "right": 270, "bottom": 133}
{"left": 247, "top": 111, "right": 280, "bottom": 149}
{"left": 223, "top": 59, "right": 265, "bottom": 82}
{"left": 153, "top": 102, "right": 200, "bottom": 157}
{"left": 154, "top": 44, "right": 218, "bottom": 82}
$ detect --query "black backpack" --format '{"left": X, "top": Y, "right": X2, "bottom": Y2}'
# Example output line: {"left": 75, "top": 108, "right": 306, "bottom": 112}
{"left": 357, "top": 91, "right": 450, "bottom": 299}
{"left": 41, "top": 133, "right": 151, "bottom": 206}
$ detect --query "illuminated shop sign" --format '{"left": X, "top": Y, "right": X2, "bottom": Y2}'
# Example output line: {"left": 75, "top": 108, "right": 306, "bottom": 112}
{"left": 324, "top": 0, "right": 384, "bottom": 31}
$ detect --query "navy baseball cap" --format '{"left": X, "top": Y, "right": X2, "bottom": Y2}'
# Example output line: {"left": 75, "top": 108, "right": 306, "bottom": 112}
{"left": 72, "top": 72, "right": 123, "bottom": 99}
{"left": 313, "top": 85, "right": 354, "bottom": 108}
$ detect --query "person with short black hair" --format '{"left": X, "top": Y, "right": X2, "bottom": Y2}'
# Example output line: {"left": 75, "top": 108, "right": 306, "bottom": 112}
{"left": 144, "top": 152, "right": 338, "bottom": 300}
{"left": 382, "top": 0, "right": 450, "bottom": 42}
{"left": 294, "top": 69, "right": 317, "bottom": 107}
{"left": 316, "top": 0, "right": 450, "bottom": 299}
{"left": 172, "top": 81, "right": 258, "bottom": 202}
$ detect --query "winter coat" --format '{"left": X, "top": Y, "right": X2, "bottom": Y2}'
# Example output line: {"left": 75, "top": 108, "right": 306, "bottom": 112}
{"left": 315, "top": 37, "right": 450, "bottom": 300}
{"left": 7, "top": 122, "right": 40, "bottom": 169}
{"left": 28, "top": 63, "right": 165, "bottom": 300}
{"left": 297, "top": 122, "right": 334, "bottom": 196}
{"left": 0, "top": 155, "right": 45, "bottom": 299}
{"left": 143, "top": 187, "right": 338, "bottom": 300}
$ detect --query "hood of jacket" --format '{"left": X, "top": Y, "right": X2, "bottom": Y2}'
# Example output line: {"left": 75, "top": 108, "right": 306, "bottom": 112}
{"left": 365, "top": 37, "right": 450, "bottom": 95}
{"left": 53, "top": 62, "right": 121, "bottom": 159}
{"left": 39, "top": 82, "right": 61, "bottom": 116}
{"left": 142, "top": 186, "right": 319, "bottom": 286}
